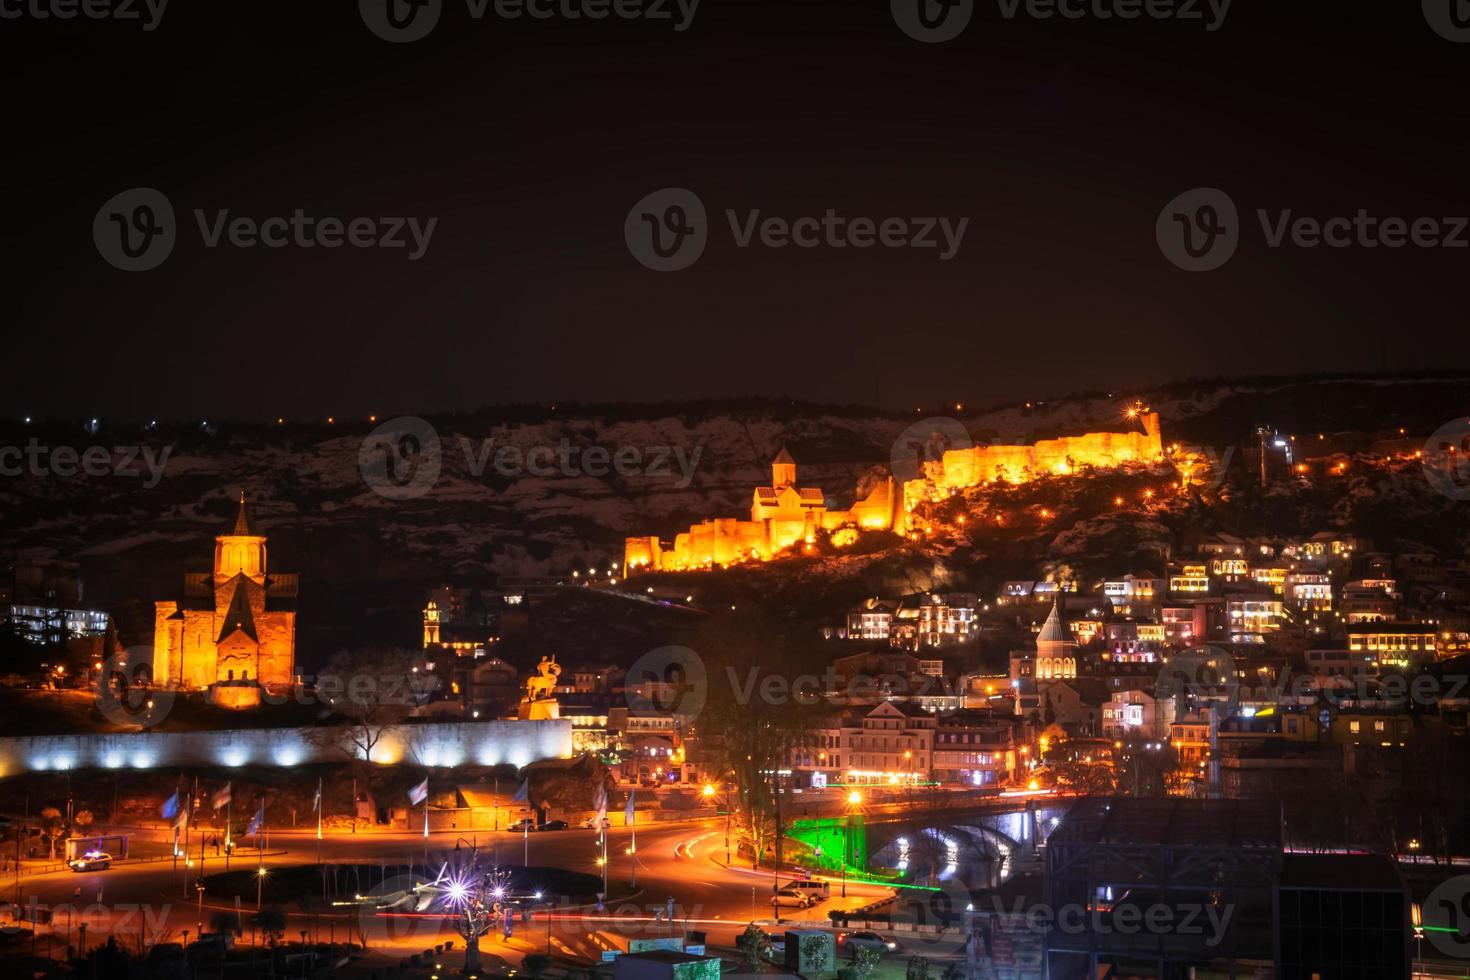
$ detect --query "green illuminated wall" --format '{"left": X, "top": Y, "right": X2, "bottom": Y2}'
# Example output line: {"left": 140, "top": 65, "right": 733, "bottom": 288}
{"left": 787, "top": 815, "right": 867, "bottom": 874}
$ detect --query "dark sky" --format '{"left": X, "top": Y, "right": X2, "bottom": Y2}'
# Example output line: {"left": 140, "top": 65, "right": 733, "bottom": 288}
{"left": 3, "top": 0, "right": 1468, "bottom": 421}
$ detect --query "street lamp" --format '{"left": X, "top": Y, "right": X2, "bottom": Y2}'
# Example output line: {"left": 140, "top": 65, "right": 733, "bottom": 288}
{"left": 842, "top": 791, "right": 863, "bottom": 898}
{"left": 1412, "top": 901, "right": 1424, "bottom": 978}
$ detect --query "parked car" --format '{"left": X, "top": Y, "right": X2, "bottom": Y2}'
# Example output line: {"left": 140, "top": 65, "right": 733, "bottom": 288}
{"left": 539, "top": 820, "right": 568, "bottom": 831}
{"left": 837, "top": 930, "right": 898, "bottom": 953}
{"left": 69, "top": 850, "right": 112, "bottom": 872}
{"left": 771, "top": 886, "right": 814, "bottom": 909}
{"left": 508, "top": 818, "right": 537, "bottom": 833}
{"left": 581, "top": 816, "right": 611, "bottom": 830}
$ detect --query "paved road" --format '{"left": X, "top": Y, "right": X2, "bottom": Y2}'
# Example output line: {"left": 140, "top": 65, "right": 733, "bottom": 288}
{"left": 4, "top": 819, "right": 929, "bottom": 972}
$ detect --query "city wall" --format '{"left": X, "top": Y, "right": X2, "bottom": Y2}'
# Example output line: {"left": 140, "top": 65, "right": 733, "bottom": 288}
{"left": 0, "top": 718, "right": 572, "bottom": 776}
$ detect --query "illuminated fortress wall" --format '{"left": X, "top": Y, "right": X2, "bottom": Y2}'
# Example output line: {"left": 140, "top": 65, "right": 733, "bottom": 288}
{"left": 0, "top": 718, "right": 572, "bottom": 777}
{"left": 903, "top": 411, "right": 1164, "bottom": 514}
{"left": 624, "top": 413, "right": 1163, "bottom": 571}
{"left": 624, "top": 452, "right": 898, "bottom": 571}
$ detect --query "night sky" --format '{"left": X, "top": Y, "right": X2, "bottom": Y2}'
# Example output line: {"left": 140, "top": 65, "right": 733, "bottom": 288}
{"left": 3, "top": 1, "right": 1468, "bottom": 421}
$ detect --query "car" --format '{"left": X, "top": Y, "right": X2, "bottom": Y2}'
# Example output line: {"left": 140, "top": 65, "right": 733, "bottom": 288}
{"left": 771, "top": 886, "right": 814, "bottom": 909}
{"left": 581, "top": 816, "right": 611, "bottom": 830}
{"left": 539, "top": 820, "right": 568, "bottom": 831}
{"left": 69, "top": 850, "right": 112, "bottom": 872}
{"left": 508, "top": 818, "right": 537, "bottom": 833}
{"left": 837, "top": 930, "right": 898, "bottom": 954}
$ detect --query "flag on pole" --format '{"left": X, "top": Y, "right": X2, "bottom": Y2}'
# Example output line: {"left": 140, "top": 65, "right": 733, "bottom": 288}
{"left": 408, "top": 778, "right": 429, "bottom": 806}
{"left": 312, "top": 779, "right": 322, "bottom": 812}
{"left": 172, "top": 803, "right": 189, "bottom": 831}
{"left": 212, "top": 783, "right": 232, "bottom": 811}
{"left": 594, "top": 784, "right": 608, "bottom": 826}
{"left": 160, "top": 790, "right": 182, "bottom": 820}
{"left": 511, "top": 779, "right": 529, "bottom": 804}
{"left": 246, "top": 800, "right": 265, "bottom": 837}
{"left": 624, "top": 788, "right": 636, "bottom": 825}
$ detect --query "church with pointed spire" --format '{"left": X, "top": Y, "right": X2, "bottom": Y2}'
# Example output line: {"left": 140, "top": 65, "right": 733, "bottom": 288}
{"left": 152, "top": 492, "right": 298, "bottom": 706}
{"left": 1034, "top": 593, "right": 1079, "bottom": 680}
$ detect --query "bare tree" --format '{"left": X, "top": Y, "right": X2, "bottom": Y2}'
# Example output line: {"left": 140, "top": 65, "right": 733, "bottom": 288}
{"left": 308, "top": 647, "right": 425, "bottom": 763}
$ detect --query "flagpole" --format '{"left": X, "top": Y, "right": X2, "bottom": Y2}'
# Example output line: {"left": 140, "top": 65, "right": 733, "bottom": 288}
{"left": 185, "top": 779, "right": 196, "bottom": 892}
{"left": 225, "top": 796, "right": 232, "bottom": 870}
{"left": 256, "top": 797, "right": 264, "bottom": 909}
{"left": 315, "top": 777, "right": 323, "bottom": 869}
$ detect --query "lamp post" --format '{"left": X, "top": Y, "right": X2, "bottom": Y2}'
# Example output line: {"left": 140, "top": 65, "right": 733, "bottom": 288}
{"left": 1412, "top": 902, "right": 1423, "bottom": 978}
{"left": 254, "top": 866, "right": 268, "bottom": 945}
{"left": 843, "top": 790, "right": 863, "bottom": 898}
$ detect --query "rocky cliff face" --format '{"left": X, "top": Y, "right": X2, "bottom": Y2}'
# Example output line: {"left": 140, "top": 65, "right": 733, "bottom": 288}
{"left": 3, "top": 376, "right": 1466, "bottom": 653}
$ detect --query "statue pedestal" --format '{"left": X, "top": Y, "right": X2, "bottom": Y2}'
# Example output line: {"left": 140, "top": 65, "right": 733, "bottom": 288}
{"left": 518, "top": 698, "right": 560, "bottom": 721}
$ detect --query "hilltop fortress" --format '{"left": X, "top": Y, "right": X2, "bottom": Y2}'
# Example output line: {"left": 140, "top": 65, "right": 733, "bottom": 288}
{"left": 624, "top": 410, "right": 1164, "bottom": 572}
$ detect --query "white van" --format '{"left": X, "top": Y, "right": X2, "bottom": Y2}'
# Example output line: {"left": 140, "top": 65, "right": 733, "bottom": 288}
{"left": 786, "top": 880, "right": 831, "bottom": 903}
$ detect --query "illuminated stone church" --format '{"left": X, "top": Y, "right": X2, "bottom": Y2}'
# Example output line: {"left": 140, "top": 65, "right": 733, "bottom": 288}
{"left": 152, "top": 493, "right": 297, "bottom": 705}
{"left": 1034, "top": 596, "right": 1079, "bottom": 680}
